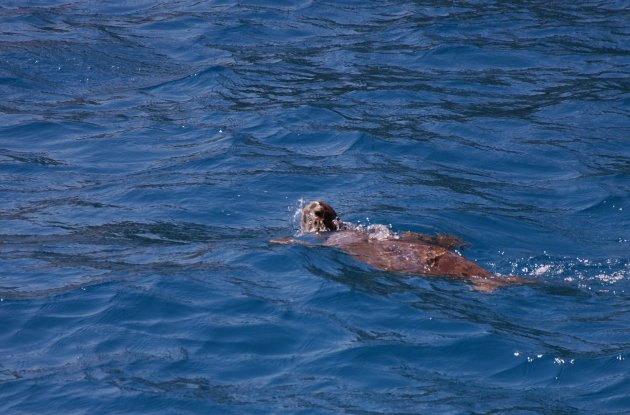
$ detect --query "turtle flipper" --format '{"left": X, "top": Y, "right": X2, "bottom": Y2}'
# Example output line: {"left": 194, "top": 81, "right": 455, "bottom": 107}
{"left": 270, "top": 237, "right": 313, "bottom": 246}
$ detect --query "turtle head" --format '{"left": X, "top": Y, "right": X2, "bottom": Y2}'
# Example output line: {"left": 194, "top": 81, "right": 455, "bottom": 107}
{"left": 301, "top": 201, "right": 340, "bottom": 233}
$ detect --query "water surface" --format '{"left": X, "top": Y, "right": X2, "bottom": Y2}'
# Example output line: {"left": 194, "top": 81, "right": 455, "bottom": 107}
{"left": 1, "top": 1, "right": 629, "bottom": 413}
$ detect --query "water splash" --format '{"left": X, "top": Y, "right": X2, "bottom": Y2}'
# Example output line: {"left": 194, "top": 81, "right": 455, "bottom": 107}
{"left": 291, "top": 198, "right": 307, "bottom": 235}
{"left": 507, "top": 255, "right": 629, "bottom": 293}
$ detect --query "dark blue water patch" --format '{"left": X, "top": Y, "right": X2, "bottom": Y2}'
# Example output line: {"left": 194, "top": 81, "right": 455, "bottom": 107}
{"left": 1, "top": 0, "right": 630, "bottom": 413}
{"left": 0, "top": 147, "right": 64, "bottom": 167}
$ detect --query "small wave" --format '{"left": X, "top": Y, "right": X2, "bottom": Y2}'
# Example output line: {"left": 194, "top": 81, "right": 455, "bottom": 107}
{"left": 0, "top": 272, "right": 129, "bottom": 301}
{"left": 0, "top": 148, "right": 64, "bottom": 166}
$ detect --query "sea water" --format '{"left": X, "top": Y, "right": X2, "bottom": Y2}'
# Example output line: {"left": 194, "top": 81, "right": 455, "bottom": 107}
{"left": 1, "top": 1, "right": 629, "bottom": 413}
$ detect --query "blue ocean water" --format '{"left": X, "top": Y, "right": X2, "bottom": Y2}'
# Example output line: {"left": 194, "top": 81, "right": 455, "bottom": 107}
{"left": 1, "top": 0, "right": 629, "bottom": 413}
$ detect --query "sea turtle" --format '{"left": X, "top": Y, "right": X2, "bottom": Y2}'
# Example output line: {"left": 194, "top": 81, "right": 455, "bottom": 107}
{"left": 272, "top": 200, "right": 530, "bottom": 292}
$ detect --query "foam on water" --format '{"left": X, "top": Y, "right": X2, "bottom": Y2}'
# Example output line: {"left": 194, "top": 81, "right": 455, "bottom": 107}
{"left": 501, "top": 255, "right": 630, "bottom": 294}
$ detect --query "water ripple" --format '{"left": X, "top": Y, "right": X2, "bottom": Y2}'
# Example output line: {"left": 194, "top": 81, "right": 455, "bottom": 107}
{"left": 1, "top": 1, "right": 629, "bottom": 413}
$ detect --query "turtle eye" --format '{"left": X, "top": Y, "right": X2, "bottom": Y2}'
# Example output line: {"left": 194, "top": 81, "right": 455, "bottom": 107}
{"left": 314, "top": 210, "right": 324, "bottom": 218}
